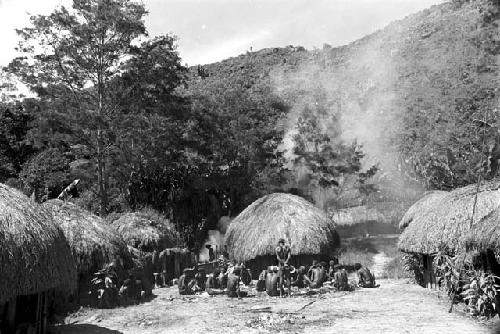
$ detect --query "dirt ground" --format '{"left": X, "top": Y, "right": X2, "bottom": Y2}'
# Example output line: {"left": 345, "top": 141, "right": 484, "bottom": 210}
{"left": 58, "top": 279, "right": 500, "bottom": 334}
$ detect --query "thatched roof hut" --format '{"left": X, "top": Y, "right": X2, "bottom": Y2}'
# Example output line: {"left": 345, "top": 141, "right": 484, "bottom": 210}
{"left": 398, "top": 180, "right": 500, "bottom": 255}
{"left": 0, "top": 184, "right": 76, "bottom": 304}
{"left": 398, "top": 191, "right": 448, "bottom": 230}
{"left": 226, "top": 193, "right": 340, "bottom": 264}
{"left": 330, "top": 205, "right": 385, "bottom": 227}
{"left": 43, "top": 199, "right": 131, "bottom": 276}
{"left": 111, "top": 210, "right": 180, "bottom": 252}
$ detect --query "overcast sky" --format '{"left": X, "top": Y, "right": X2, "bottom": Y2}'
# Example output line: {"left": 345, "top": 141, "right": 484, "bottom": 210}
{"left": 0, "top": 0, "right": 444, "bottom": 67}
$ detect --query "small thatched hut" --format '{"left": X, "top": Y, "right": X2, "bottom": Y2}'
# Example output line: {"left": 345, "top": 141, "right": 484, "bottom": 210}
{"left": 111, "top": 210, "right": 180, "bottom": 252}
{"left": 329, "top": 204, "right": 399, "bottom": 237}
{"left": 398, "top": 180, "right": 500, "bottom": 287}
{"left": 398, "top": 191, "right": 448, "bottom": 230}
{"left": 43, "top": 199, "right": 131, "bottom": 304}
{"left": 226, "top": 193, "right": 340, "bottom": 275}
{"left": 0, "top": 184, "right": 76, "bottom": 334}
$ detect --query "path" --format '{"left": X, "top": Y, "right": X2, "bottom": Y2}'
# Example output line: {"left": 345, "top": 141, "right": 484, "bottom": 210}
{"left": 59, "top": 279, "right": 498, "bottom": 334}
{"left": 371, "top": 251, "right": 392, "bottom": 278}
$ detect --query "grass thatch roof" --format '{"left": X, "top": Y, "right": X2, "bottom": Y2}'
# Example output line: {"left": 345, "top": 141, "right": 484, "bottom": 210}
{"left": 398, "top": 180, "right": 500, "bottom": 255}
{"left": 398, "top": 191, "right": 448, "bottom": 230}
{"left": 111, "top": 209, "right": 181, "bottom": 252}
{"left": 226, "top": 193, "right": 340, "bottom": 263}
{"left": 0, "top": 183, "right": 76, "bottom": 303}
{"left": 43, "top": 199, "right": 131, "bottom": 276}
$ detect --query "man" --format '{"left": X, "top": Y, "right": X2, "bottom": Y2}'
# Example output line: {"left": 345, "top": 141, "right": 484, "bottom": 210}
{"left": 355, "top": 263, "right": 378, "bottom": 288}
{"left": 226, "top": 265, "right": 248, "bottom": 298}
{"left": 332, "top": 265, "right": 350, "bottom": 291}
{"left": 256, "top": 269, "right": 267, "bottom": 292}
{"left": 178, "top": 268, "right": 199, "bottom": 295}
{"left": 265, "top": 267, "right": 280, "bottom": 296}
{"left": 309, "top": 262, "right": 327, "bottom": 289}
{"left": 291, "top": 266, "right": 310, "bottom": 289}
{"left": 308, "top": 260, "right": 318, "bottom": 279}
{"left": 206, "top": 268, "right": 223, "bottom": 295}
{"left": 328, "top": 260, "right": 337, "bottom": 280}
{"left": 195, "top": 268, "right": 207, "bottom": 291}
{"left": 206, "top": 244, "right": 215, "bottom": 262}
{"left": 275, "top": 238, "right": 291, "bottom": 297}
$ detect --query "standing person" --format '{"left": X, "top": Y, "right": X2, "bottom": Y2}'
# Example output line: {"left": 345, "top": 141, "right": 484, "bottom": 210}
{"left": 206, "top": 244, "right": 215, "bottom": 262}
{"left": 275, "top": 238, "right": 291, "bottom": 297}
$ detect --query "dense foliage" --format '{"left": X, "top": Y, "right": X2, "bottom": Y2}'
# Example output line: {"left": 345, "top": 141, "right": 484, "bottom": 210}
{"left": 1, "top": 0, "right": 499, "bottom": 249}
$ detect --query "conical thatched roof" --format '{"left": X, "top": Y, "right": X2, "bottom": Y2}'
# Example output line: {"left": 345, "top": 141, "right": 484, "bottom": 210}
{"left": 226, "top": 193, "right": 340, "bottom": 263}
{"left": 43, "top": 199, "right": 131, "bottom": 276}
{"left": 398, "top": 191, "right": 448, "bottom": 230}
{"left": 111, "top": 209, "right": 181, "bottom": 252}
{"left": 0, "top": 184, "right": 76, "bottom": 303}
{"left": 398, "top": 180, "right": 500, "bottom": 254}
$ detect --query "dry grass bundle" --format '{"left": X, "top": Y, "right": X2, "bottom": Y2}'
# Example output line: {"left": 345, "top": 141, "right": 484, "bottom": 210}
{"left": 43, "top": 199, "right": 131, "bottom": 276}
{"left": 398, "top": 191, "right": 448, "bottom": 230}
{"left": 226, "top": 193, "right": 340, "bottom": 263}
{"left": 0, "top": 183, "right": 76, "bottom": 303}
{"left": 111, "top": 209, "right": 181, "bottom": 252}
{"left": 398, "top": 180, "right": 500, "bottom": 254}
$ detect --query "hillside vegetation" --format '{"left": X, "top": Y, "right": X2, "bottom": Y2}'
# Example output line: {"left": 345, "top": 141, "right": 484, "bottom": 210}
{"left": 1, "top": 0, "right": 499, "bottom": 249}
{"left": 189, "top": 0, "right": 500, "bottom": 201}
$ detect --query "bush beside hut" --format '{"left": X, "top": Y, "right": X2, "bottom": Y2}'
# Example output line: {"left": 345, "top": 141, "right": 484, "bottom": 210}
{"left": 0, "top": 183, "right": 76, "bottom": 334}
{"left": 226, "top": 193, "right": 340, "bottom": 276}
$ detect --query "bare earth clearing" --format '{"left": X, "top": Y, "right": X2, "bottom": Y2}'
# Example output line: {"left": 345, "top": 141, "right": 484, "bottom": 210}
{"left": 59, "top": 279, "right": 500, "bottom": 334}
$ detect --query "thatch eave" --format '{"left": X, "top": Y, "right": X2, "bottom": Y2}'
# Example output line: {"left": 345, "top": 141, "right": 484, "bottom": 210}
{"left": 0, "top": 184, "right": 76, "bottom": 303}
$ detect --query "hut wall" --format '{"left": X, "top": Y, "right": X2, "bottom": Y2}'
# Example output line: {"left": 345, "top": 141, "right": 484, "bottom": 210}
{"left": 156, "top": 248, "right": 196, "bottom": 283}
{"left": 422, "top": 254, "right": 436, "bottom": 289}
{"left": 245, "top": 254, "right": 331, "bottom": 279}
{"left": 0, "top": 291, "right": 50, "bottom": 334}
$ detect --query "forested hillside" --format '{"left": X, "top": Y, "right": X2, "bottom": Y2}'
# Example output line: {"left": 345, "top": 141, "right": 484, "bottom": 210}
{"left": 1, "top": 0, "right": 499, "bottom": 250}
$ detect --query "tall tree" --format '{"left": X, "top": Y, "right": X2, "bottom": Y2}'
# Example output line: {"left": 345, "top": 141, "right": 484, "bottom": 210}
{"left": 7, "top": 0, "right": 147, "bottom": 213}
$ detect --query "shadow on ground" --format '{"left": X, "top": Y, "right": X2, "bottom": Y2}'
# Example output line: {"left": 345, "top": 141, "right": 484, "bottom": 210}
{"left": 58, "top": 323, "right": 123, "bottom": 334}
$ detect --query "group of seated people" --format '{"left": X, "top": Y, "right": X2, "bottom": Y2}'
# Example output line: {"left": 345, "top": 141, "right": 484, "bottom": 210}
{"left": 178, "top": 261, "right": 252, "bottom": 298}
{"left": 177, "top": 258, "right": 378, "bottom": 298}
{"left": 256, "top": 260, "right": 377, "bottom": 296}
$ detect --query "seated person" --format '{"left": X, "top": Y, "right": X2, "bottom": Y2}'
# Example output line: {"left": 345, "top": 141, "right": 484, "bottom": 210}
{"left": 195, "top": 268, "right": 207, "bottom": 291}
{"left": 256, "top": 270, "right": 267, "bottom": 292}
{"left": 178, "top": 268, "right": 199, "bottom": 295}
{"left": 227, "top": 265, "right": 248, "bottom": 298}
{"left": 328, "top": 260, "right": 337, "bottom": 280}
{"left": 265, "top": 266, "right": 280, "bottom": 296}
{"left": 307, "top": 260, "right": 318, "bottom": 279}
{"left": 355, "top": 263, "right": 378, "bottom": 288}
{"left": 291, "top": 266, "right": 310, "bottom": 289}
{"left": 309, "top": 263, "right": 327, "bottom": 289}
{"left": 206, "top": 268, "right": 224, "bottom": 295}
{"left": 332, "top": 265, "right": 349, "bottom": 291}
